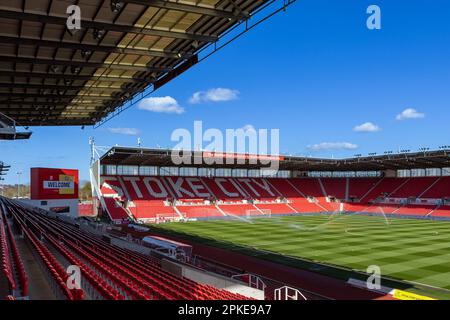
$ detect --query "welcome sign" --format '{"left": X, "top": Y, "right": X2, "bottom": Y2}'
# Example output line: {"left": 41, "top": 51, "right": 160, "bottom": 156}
{"left": 31, "top": 168, "right": 79, "bottom": 200}
{"left": 43, "top": 176, "right": 75, "bottom": 195}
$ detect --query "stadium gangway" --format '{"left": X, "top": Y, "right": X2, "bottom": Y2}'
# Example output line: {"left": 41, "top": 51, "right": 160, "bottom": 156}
{"left": 232, "top": 274, "right": 267, "bottom": 292}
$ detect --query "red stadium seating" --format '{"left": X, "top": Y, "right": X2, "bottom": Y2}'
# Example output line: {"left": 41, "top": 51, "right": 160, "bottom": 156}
{"left": 430, "top": 206, "right": 450, "bottom": 217}
{"left": 359, "top": 178, "right": 407, "bottom": 203}
{"left": 420, "top": 177, "right": 450, "bottom": 199}
{"left": 0, "top": 209, "right": 16, "bottom": 298}
{"left": 129, "top": 200, "right": 178, "bottom": 221}
{"left": 348, "top": 178, "right": 382, "bottom": 200}
{"left": 321, "top": 178, "right": 347, "bottom": 200}
{"left": 177, "top": 205, "right": 223, "bottom": 219}
{"left": 103, "top": 197, "right": 130, "bottom": 222}
{"left": 78, "top": 203, "right": 94, "bottom": 216}
{"left": 389, "top": 177, "right": 439, "bottom": 198}
{"left": 1, "top": 198, "right": 252, "bottom": 301}
{"left": 98, "top": 175, "right": 450, "bottom": 221}
{"left": 219, "top": 204, "right": 258, "bottom": 216}
{"left": 395, "top": 205, "right": 436, "bottom": 216}
{"left": 254, "top": 203, "right": 296, "bottom": 214}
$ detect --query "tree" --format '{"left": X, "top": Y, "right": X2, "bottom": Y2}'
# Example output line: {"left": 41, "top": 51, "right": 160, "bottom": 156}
{"left": 79, "top": 182, "right": 92, "bottom": 201}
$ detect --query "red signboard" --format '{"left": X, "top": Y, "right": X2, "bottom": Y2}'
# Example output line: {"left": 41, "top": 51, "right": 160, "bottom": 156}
{"left": 30, "top": 168, "right": 79, "bottom": 200}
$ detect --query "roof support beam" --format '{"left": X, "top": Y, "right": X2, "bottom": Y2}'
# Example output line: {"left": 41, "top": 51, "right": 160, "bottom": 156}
{"left": 0, "top": 70, "right": 148, "bottom": 83}
{"left": 0, "top": 93, "right": 111, "bottom": 99}
{"left": 0, "top": 82, "right": 128, "bottom": 92}
{"left": 0, "top": 55, "right": 171, "bottom": 72}
{"left": 121, "top": 0, "right": 247, "bottom": 20}
{"left": 0, "top": 107, "right": 100, "bottom": 112}
{"left": 0, "top": 35, "right": 181, "bottom": 59}
{"left": 0, "top": 101, "right": 104, "bottom": 106}
{"left": 0, "top": 10, "right": 218, "bottom": 42}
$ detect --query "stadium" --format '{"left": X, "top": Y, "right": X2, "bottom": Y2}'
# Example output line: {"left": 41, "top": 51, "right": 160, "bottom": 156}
{"left": 1, "top": 0, "right": 450, "bottom": 306}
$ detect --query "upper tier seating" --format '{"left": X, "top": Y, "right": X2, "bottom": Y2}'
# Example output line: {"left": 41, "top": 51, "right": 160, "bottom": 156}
{"left": 320, "top": 178, "right": 347, "bottom": 200}
{"left": 389, "top": 177, "right": 439, "bottom": 198}
{"left": 348, "top": 178, "right": 382, "bottom": 200}
{"left": 359, "top": 178, "right": 409, "bottom": 203}
{"left": 420, "top": 177, "right": 450, "bottom": 199}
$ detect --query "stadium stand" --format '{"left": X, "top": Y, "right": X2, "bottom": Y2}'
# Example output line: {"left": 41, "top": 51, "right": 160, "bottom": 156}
{"left": 103, "top": 197, "right": 130, "bottom": 222}
{"left": 0, "top": 197, "right": 253, "bottom": 300}
{"left": 421, "top": 177, "right": 450, "bottom": 198}
{"left": 431, "top": 206, "right": 450, "bottom": 217}
{"left": 1, "top": 202, "right": 28, "bottom": 299}
{"left": 359, "top": 178, "right": 407, "bottom": 203}
{"left": 348, "top": 178, "right": 382, "bottom": 201}
{"left": 320, "top": 178, "right": 347, "bottom": 200}
{"left": 97, "top": 174, "right": 450, "bottom": 221}
{"left": 389, "top": 177, "right": 439, "bottom": 198}
{"left": 78, "top": 203, "right": 94, "bottom": 217}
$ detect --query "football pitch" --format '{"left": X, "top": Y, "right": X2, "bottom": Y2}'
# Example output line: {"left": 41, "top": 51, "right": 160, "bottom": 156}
{"left": 154, "top": 214, "right": 450, "bottom": 298}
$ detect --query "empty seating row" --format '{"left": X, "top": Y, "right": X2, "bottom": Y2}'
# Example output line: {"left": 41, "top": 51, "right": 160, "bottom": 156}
{"left": 0, "top": 208, "right": 16, "bottom": 299}
{"left": 4, "top": 200, "right": 83, "bottom": 300}
{"left": 2, "top": 209, "right": 28, "bottom": 297}
{"left": 2, "top": 198, "right": 251, "bottom": 300}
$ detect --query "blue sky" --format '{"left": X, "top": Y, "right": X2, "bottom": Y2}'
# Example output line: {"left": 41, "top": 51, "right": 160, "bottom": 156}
{"left": 1, "top": 0, "right": 450, "bottom": 184}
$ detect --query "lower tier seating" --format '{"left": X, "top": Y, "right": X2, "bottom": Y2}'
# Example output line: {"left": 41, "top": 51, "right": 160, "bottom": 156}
{"left": 103, "top": 197, "right": 129, "bottom": 222}
{"left": 0, "top": 197, "right": 252, "bottom": 301}
{"left": 1, "top": 203, "right": 28, "bottom": 299}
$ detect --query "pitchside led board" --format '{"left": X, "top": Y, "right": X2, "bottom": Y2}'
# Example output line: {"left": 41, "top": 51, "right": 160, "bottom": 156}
{"left": 30, "top": 168, "right": 79, "bottom": 200}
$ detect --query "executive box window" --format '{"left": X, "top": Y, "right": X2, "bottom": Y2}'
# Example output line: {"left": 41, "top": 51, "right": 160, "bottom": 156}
{"left": 117, "top": 165, "right": 139, "bottom": 176}
{"left": 180, "top": 167, "right": 198, "bottom": 177}
{"left": 139, "top": 166, "right": 158, "bottom": 176}
{"left": 160, "top": 167, "right": 179, "bottom": 176}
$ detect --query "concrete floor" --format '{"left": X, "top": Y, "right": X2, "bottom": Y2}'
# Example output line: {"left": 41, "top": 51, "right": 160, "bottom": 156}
{"left": 15, "top": 236, "right": 56, "bottom": 300}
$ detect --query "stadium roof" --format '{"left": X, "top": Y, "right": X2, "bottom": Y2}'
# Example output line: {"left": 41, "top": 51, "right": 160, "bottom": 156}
{"left": 0, "top": 161, "right": 10, "bottom": 180}
{"left": 99, "top": 147, "right": 450, "bottom": 171}
{"left": 0, "top": 0, "right": 287, "bottom": 126}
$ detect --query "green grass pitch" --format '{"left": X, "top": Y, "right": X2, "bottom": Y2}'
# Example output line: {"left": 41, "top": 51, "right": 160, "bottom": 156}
{"left": 154, "top": 214, "right": 450, "bottom": 298}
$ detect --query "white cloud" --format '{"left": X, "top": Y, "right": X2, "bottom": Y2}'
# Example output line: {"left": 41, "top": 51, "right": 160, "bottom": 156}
{"left": 307, "top": 142, "right": 358, "bottom": 151}
{"left": 189, "top": 88, "right": 239, "bottom": 104}
{"left": 107, "top": 127, "right": 140, "bottom": 135}
{"left": 396, "top": 108, "right": 425, "bottom": 120}
{"left": 137, "top": 96, "right": 184, "bottom": 114}
{"left": 353, "top": 122, "right": 381, "bottom": 133}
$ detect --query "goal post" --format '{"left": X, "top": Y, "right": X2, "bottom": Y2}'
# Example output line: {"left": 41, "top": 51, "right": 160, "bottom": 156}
{"left": 155, "top": 213, "right": 179, "bottom": 224}
{"left": 245, "top": 209, "right": 272, "bottom": 218}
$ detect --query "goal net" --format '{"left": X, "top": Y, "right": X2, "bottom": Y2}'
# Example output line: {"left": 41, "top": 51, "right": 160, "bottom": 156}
{"left": 245, "top": 209, "right": 272, "bottom": 218}
{"left": 155, "top": 213, "right": 180, "bottom": 224}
